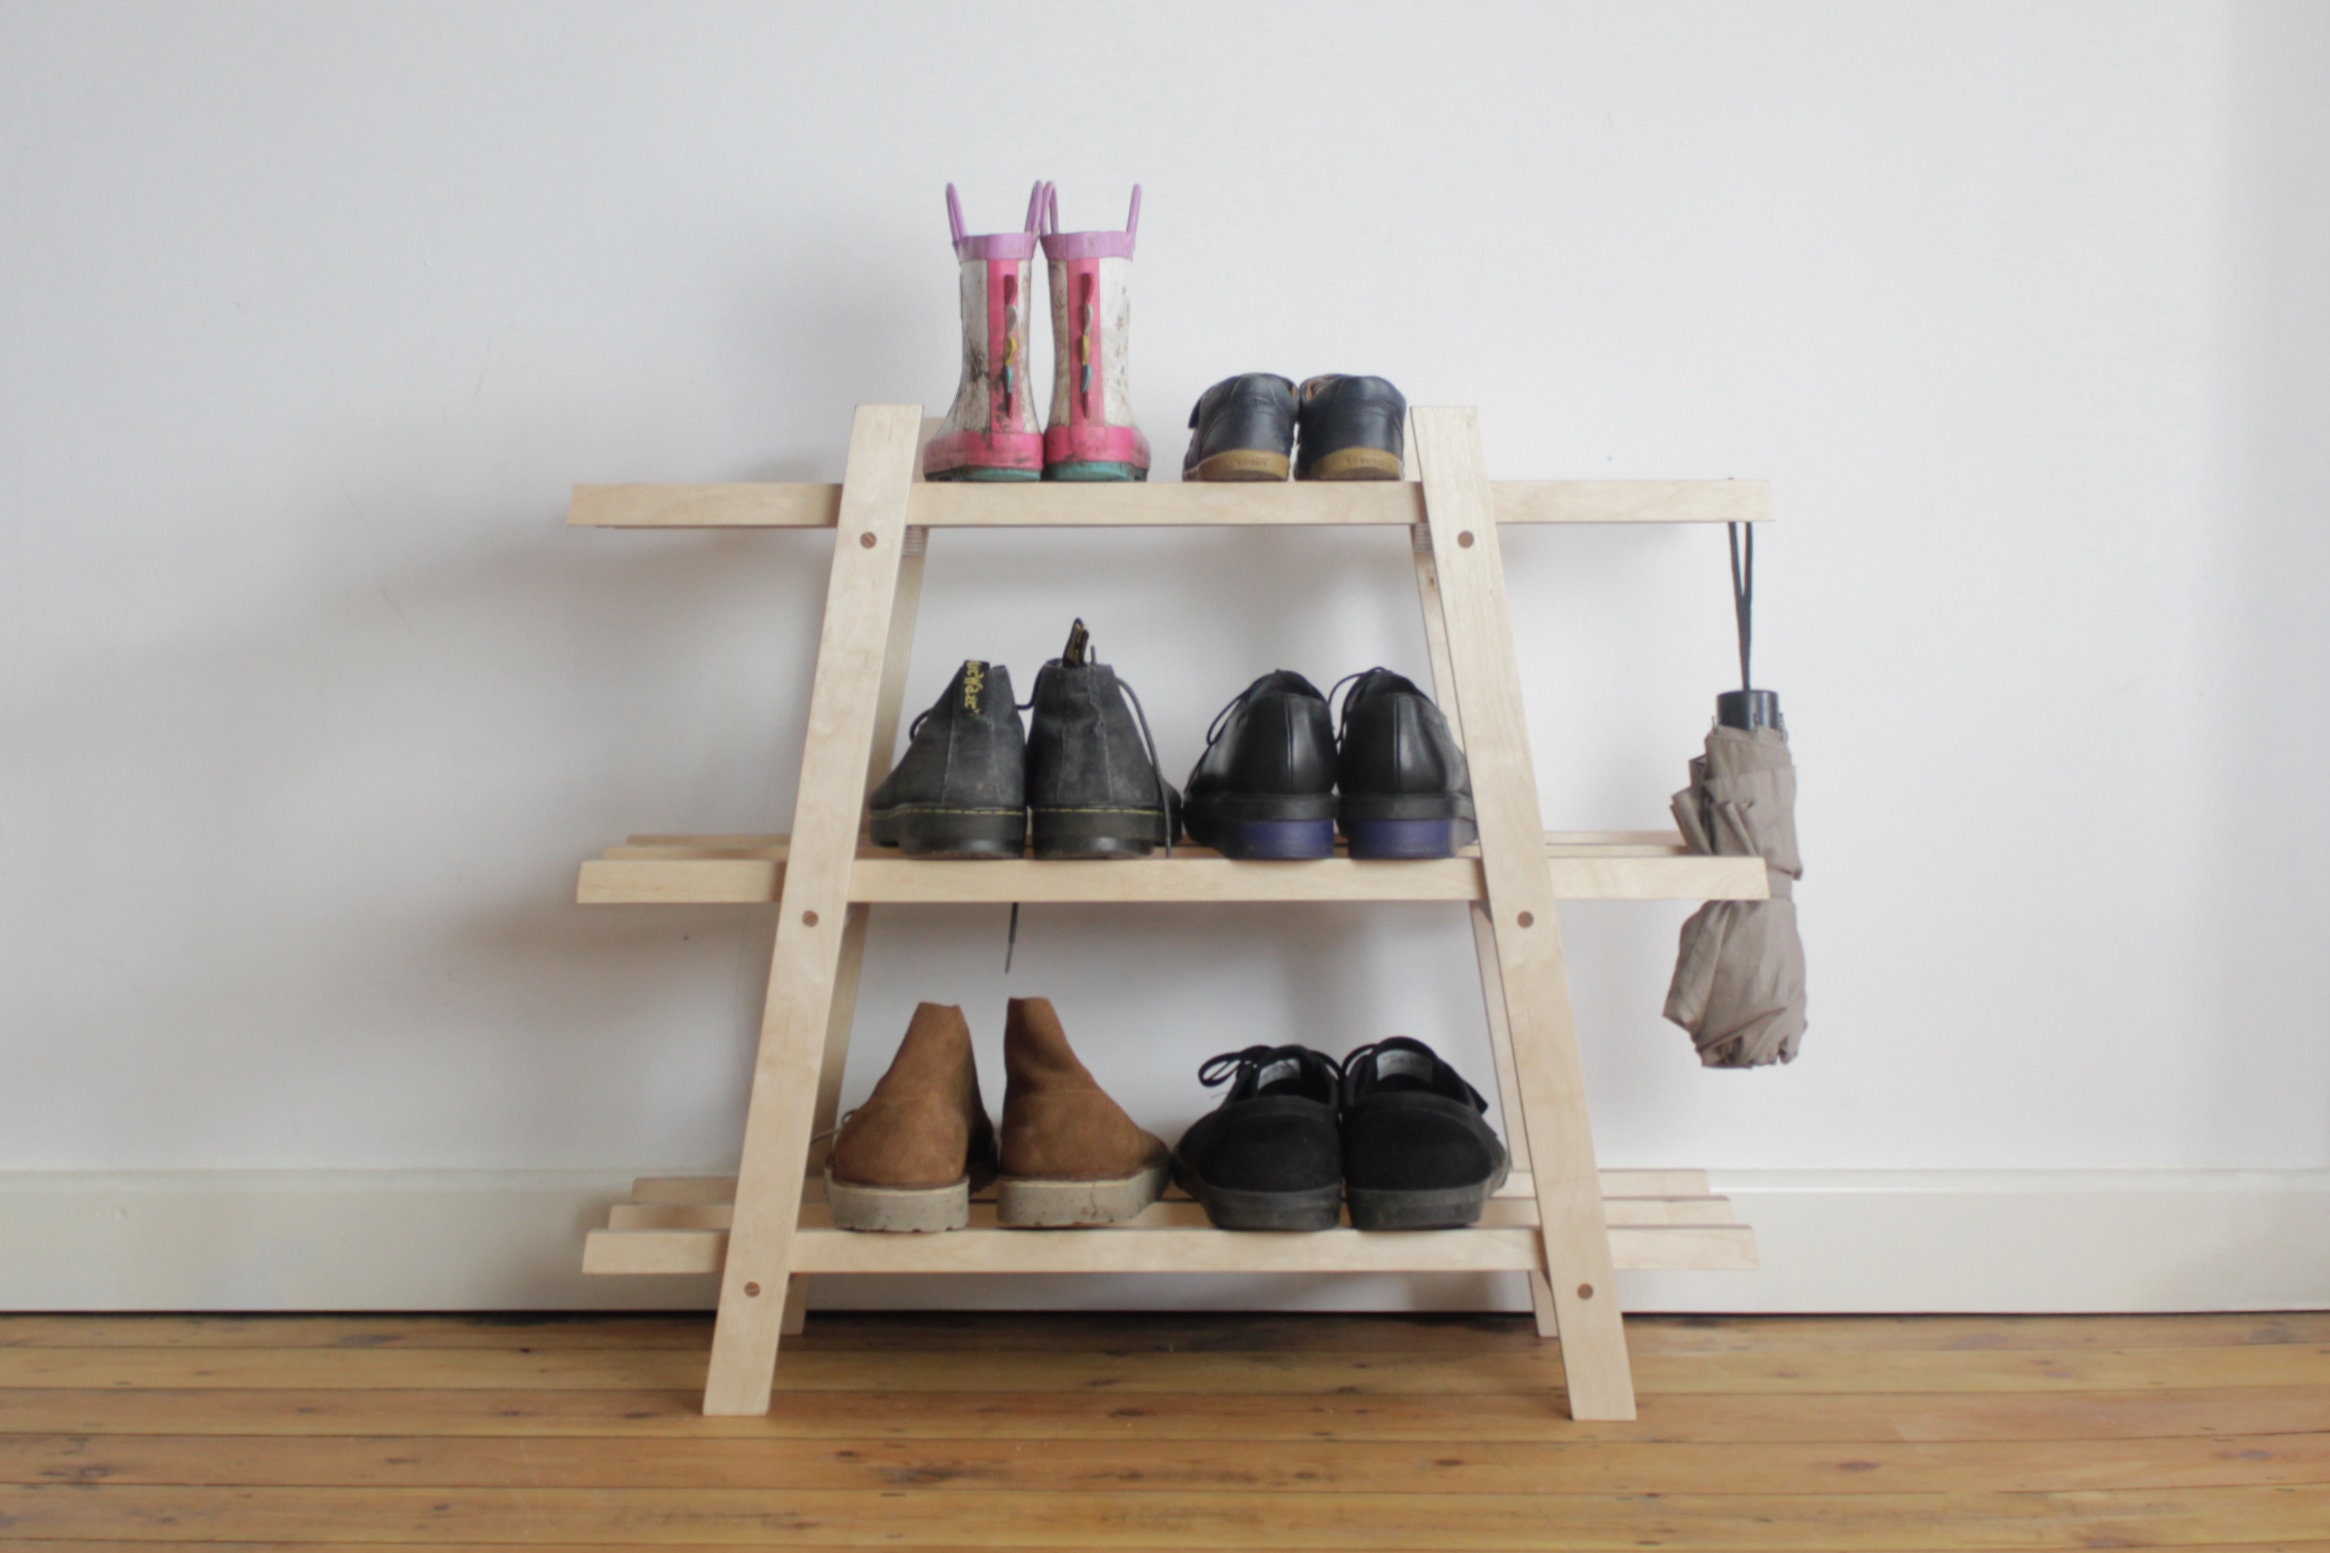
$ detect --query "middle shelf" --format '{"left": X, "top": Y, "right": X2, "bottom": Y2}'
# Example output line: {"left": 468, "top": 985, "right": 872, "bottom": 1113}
{"left": 580, "top": 830, "right": 1769, "bottom": 906}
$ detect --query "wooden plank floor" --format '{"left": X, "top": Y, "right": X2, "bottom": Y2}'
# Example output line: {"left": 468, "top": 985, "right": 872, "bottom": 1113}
{"left": 1, "top": 1312, "right": 2325, "bottom": 1550}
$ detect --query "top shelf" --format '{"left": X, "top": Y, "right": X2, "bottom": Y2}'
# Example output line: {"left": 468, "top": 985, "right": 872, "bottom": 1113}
{"left": 569, "top": 478, "right": 1772, "bottom": 530}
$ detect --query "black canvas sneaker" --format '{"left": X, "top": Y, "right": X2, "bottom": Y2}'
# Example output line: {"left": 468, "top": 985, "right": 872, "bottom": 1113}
{"left": 1340, "top": 1037, "right": 1508, "bottom": 1230}
{"left": 1172, "top": 1045, "right": 1345, "bottom": 1231}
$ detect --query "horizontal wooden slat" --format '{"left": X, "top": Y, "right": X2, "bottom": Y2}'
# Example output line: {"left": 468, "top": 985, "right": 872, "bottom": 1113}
{"left": 569, "top": 478, "right": 1773, "bottom": 530}
{"left": 605, "top": 831, "right": 1701, "bottom": 862}
{"left": 582, "top": 1221, "right": 1758, "bottom": 1277}
{"left": 628, "top": 1169, "right": 1715, "bottom": 1205}
{"left": 649, "top": 1168, "right": 1658, "bottom": 1208}
{"left": 628, "top": 1176, "right": 743, "bottom": 1204}
{"left": 578, "top": 850, "right": 1768, "bottom": 906}
{"left": 625, "top": 830, "right": 1690, "bottom": 850}
{"left": 605, "top": 1196, "right": 1734, "bottom": 1232}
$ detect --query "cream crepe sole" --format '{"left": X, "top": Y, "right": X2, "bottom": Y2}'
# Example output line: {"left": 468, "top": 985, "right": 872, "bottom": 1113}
{"left": 994, "top": 1161, "right": 1169, "bottom": 1228}
{"left": 824, "top": 1168, "right": 972, "bottom": 1233}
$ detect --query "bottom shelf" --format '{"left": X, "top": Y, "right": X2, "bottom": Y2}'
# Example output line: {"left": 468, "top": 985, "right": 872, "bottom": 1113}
{"left": 582, "top": 1172, "right": 1758, "bottom": 1278}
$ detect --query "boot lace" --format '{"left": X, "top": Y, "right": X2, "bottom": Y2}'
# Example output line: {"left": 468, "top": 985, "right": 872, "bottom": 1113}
{"left": 1003, "top": 622, "right": 1174, "bottom": 975}
{"left": 1020, "top": 620, "right": 1175, "bottom": 859}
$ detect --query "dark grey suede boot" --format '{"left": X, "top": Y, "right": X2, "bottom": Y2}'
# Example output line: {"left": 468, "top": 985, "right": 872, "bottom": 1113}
{"left": 1025, "top": 621, "right": 1178, "bottom": 859}
{"left": 868, "top": 660, "right": 1027, "bottom": 858}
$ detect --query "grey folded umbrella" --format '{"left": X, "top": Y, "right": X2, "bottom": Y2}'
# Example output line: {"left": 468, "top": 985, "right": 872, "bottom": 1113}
{"left": 1664, "top": 524, "right": 1806, "bottom": 1067}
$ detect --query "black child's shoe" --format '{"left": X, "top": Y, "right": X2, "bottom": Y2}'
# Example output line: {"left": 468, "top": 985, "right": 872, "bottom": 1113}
{"left": 1334, "top": 668, "right": 1478, "bottom": 859}
{"left": 1025, "top": 620, "right": 1180, "bottom": 859}
{"left": 1173, "top": 1045, "right": 1346, "bottom": 1231}
{"left": 1340, "top": 1037, "right": 1508, "bottom": 1230}
{"left": 1182, "top": 671, "right": 1337, "bottom": 859}
{"left": 1183, "top": 374, "right": 1297, "bottom": 482}
{"left": 1295, "top": 374, "right": 1407, "bottom": 481}
{"left": 868, "top": 660, "right": 1027, "bottom": 857}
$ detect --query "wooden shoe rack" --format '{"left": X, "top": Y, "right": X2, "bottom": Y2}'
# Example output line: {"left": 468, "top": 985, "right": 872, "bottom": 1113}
{"left": 570, "top": 404, "right": 1769, "bottom": 1420}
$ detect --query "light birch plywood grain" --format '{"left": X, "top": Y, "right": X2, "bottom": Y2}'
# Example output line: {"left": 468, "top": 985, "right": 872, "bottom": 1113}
{"left": 1414, "top": 406, "right": 1634, "bottom": 1420}
{"left": 624, "top": 1168, "right": 1716, "bottom": 1206}
{"left": 699, "top": 405, "right": 922, "bottom": 1416}
{"left": 603, "top": 1196, "right": 1738, "bottom": 1232}
{"left": 582, "top": 1222, "right": 1759, "bottom": 1278}
{"left": 783, "top": 420, "right": 942, "bottom": 1341}
{"left": 577, "top": 409, "right": 1773, "bottom": 1422}
{"left": 568, "top": 478, "right": 1774, "bottom": 529}
{"left": 576, "top": 850, "right": 1769, "bottom": 905}
{"left": 1404, "top": 452, "right": 1563, "bottom": 1339}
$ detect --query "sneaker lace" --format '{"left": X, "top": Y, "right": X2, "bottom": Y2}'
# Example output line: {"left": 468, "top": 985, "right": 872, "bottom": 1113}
{"left": 1197, "top": 1045, "right": 1342, "bottom": 1090}
{"left": 1341, "top": 1039, "right": 1489, "bottom": 1110}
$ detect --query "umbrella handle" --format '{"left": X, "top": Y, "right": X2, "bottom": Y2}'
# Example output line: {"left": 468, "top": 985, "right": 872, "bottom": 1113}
{"left": 1717, "top": 522, "right": 1784, "bottom": 731}
{"left": 1717, "top": 688, "right": 1783, "bottom": 731}
{"left": 1729, "top": 521, "right": 1753, "bottom": 690}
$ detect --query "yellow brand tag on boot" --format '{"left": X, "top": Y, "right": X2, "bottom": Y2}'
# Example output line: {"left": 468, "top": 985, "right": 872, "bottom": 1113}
{"left": 961, "top": 661, "right": 986, "bottom": 714}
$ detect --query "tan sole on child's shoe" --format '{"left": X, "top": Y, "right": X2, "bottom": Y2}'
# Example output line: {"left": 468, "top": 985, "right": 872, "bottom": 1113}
{"left": 1305, "top": 446, "right": 1404, "bottom": 480}
{"left": 994, "top": 1162, "right": 1169, "bottom": 1227}
{"left": 1192, "top": 448, "right": 1291, "bottom": 482}
{"left": 825, "top": 1169, "right": 972, "bottom": 1233}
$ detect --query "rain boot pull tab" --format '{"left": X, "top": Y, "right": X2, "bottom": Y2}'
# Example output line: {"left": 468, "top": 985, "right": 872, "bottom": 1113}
{"left": 1061, "top": 618, "right": 1090, "bottom": 668}
{"left": 1716, "top": 522, "right": 1783, "bottom": 732}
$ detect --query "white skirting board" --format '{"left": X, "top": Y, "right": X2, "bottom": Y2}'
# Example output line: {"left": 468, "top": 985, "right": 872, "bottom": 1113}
{"left": 2, "top": 1169, "right": 2324, "bottom": 1313}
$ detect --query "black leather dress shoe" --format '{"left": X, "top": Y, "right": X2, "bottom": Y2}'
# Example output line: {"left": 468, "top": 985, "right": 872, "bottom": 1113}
{"left": 1295, "top": 374, "right": 1406, "bottom": 480}
{"left": 1173, "top": 1045, "right": 1346, "bottom": 1231}
{"left": 1334, "top": 668, "right": 1477, "bottom": 858}
{"left": 1183, "top": 374, "right": 1297, "bottom": 482}
{"left": 1183, "top": 671, "right": 1337, "bottom": 859}
{"left": 1340, "top": 1037, "right": 1508, "bottom": 1230}
{"left": 1025, "top": 620, "right": 1179, "bottom": 858}
{"left": 869, "top": 660, "right": 1027, "bottom": 857}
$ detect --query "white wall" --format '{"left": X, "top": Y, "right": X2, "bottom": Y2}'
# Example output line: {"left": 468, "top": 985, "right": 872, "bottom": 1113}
{"left": 4, "top": 2, "right": 2326, "bottom": 1308}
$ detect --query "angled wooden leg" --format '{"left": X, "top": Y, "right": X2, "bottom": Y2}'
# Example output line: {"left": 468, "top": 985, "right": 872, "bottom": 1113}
{"left": 703, "top": 405, "right": 924, "bottom": 1416}
{"left": 1468, "top": 901, "right": 1559, "bottom": 1337}
{"left": 1413, "top": 407, "right": 1634, "bottom": 1420}
{"left": 783, "top": 429, "right": 938, "bottom": 1342}
{"left": 1407, "top": 517, "right": 1557, "bottom": 1337}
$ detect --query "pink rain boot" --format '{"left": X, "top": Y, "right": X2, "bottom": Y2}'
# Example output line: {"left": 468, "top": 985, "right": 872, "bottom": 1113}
{"left": 1040, "top": 184, "right": 1150, "bottom": 482}
{"left": 924, "top": 183, "right": 1047, "bottom": 482}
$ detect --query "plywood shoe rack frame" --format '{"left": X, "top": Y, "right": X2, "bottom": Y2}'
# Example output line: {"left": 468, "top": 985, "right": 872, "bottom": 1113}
{"left": 571, "top": 404, "right": 1769, "bottom": 1420}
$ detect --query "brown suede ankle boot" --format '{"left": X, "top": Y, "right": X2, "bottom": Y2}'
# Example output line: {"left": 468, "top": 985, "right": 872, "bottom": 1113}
{"left": 825, "top": 1003, "right": 998, "bottom": 1233}
{"left": 996, "top": 996, "right": 1170, "bottom": 1226}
